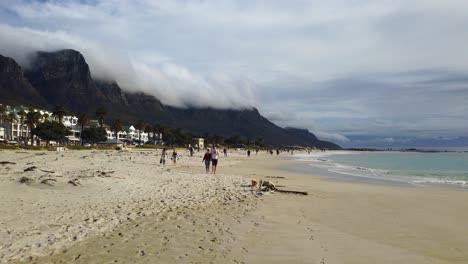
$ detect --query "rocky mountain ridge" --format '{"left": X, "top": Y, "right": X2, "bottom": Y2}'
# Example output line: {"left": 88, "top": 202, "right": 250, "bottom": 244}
{"left": 0, "top": 49, "right": 340, "bottom": 149}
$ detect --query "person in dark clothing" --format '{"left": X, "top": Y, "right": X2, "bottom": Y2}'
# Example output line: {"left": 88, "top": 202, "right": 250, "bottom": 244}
{"left": 202, "top": 149, "right": 212, "bottom": 174}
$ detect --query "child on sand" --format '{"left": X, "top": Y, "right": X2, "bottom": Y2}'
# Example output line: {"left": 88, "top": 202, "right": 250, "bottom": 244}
{"left": 202, "top": 148, "right": 212, "bottom": 174}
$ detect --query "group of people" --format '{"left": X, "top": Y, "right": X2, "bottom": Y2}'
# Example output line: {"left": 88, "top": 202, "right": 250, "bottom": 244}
{"left": 160, "top": 148, "right": 178, "bottom": 165}
{"left": 202, "top": 146, "right": 220, "bottom": 174}
{"left": 159, "top": 146, "right": 221, "bottom": 175}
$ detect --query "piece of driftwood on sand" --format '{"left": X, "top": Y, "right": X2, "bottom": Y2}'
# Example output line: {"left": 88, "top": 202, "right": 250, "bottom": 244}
{"left": 252, "top": 174, "right": 286, "bottom": 179}
{"left": 260, "top": 180, "right": 308, "bottom": 195}
{"left": 275, "top": 189, "right": 308, "bottom": 195}
{"left": 0, "top": 161, "right": 16, "bottom": 165}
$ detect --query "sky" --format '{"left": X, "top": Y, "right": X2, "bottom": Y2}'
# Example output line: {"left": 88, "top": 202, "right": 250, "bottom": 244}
{"left": 1, "top": 0, "right": 468, "bottom": 148}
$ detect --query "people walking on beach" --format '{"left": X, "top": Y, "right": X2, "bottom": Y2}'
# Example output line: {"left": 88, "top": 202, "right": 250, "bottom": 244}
{"left": 160, "top": 148, "right": 168, "bottom": 165}
{"left": 202, "top": 148, "right": 212, "bottom": 174}
{"left": 247, "top": 150, "right": 251, "bottom": 157}
{"left": 223, "top": 148, "right": 227, "bottom": 157}
{"left": 172, "top": 149, "right": 178, "bottom": 165}
{"left": 211, "top": 146, "right": 220, "bottom": 174}
{"left": 256, "top": 148, "right": 259, "bottom": 155}
{"left": 276, "top": 149, "right": 280, "bottom": 155}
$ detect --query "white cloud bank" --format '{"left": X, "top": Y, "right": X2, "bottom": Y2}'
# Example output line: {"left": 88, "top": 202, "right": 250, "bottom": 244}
{"left": 0, "top": 23, "right": 255, "bottom": 109}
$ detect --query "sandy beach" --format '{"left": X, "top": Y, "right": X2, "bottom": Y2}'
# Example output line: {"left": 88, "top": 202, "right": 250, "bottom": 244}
{"left": 1, "top": 149, "right": 467, "bottom": 264}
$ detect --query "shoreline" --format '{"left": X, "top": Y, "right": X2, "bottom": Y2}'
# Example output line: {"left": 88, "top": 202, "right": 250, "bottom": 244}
{"left": 284, "top": 151, "right": 468, "bottom": 190}
{"left": 2, "top": 150, "right": 468, "bottom": 263}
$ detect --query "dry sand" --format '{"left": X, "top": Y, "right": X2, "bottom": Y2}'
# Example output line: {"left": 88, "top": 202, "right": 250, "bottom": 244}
{"left": 1, "top": 149, "right": 467, "bottom": 263}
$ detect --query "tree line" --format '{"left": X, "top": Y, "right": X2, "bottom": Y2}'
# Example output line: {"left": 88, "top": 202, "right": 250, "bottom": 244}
{"left": 1, "top": 104, "right": 267, "bottom": 147}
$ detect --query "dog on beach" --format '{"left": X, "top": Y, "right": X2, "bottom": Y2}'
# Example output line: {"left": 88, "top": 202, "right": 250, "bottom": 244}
{"left": 260, "top": 180, "right": 277, "bottom": 191}
{"left": 251, "top": 179, "right": 277, "bottom": 191}
{"left": 251, "top": 179, "right": 259, "bottom": 189}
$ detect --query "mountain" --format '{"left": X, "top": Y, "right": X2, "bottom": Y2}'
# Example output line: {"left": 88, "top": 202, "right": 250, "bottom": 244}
{"left": 0, "top": 54, "right": 47, "bottom": 107}
{"left": 0, "top": 49, "right": 340, "bottom": 149}
{"left": 285, "top": 127, "right": 341, "bottom": 149}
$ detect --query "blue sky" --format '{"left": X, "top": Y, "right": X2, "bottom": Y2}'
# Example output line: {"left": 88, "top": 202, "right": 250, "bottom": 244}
{"left": 1, "top": 0, "right": 468, "bottom": 147}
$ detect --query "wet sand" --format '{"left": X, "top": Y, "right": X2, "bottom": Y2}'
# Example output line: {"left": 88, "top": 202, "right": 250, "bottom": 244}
{"left": 1, "top": 149, "right": 467, "bottom": 263}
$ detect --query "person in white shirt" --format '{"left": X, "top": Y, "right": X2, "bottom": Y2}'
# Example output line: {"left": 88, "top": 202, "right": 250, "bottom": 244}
{"left": 160, "top": 148, "right": 168, "bottom": 165}
{"left": 211, "top": 146, "right": 220, "bottom": 174}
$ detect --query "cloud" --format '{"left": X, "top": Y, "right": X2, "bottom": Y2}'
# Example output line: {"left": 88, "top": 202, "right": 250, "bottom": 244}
{"left": 0, "top": 23, "right": 255, "bottom": 109}
{"left": 314, "top": 131, "right": 350, "bottom": 143}
{"left": 1, "top": 0, "right": 468, "bottom": 146}
{"left": 383, "top": 137, "right": 395, "bottom": 143}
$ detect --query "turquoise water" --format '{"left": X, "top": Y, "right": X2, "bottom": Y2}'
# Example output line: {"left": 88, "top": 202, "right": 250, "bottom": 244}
{"left": 296, "top": 151, "right": 468, "bottom": 187}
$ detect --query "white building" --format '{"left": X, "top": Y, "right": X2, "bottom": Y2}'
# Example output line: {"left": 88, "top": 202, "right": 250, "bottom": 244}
{"left": 0, "top": 126, "right": 5, "bottom": 141}
{"left": 0, "top": 105, "right": 80, "bottom": 144}
{"left": 0, "top": 106, "right": 37, "bottom": 143}
{"left": 62, "top": 115, "right": 80, "bottom": 143}
{"left": 105, "top": 125, "right": 159, "bottom": 144}
{"left": 1, "top": 104, "right": 163, "bottom": 145}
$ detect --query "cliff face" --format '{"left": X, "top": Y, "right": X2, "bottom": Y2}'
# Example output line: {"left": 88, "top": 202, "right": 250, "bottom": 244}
{"left": 0, "top": 55, "right": 47, "bottom": 107}
{"left": 0, "top": 49, "right": 340, "bottom": 149}
{"left": 24, "top": 50, "right": 98, "bottom": 111}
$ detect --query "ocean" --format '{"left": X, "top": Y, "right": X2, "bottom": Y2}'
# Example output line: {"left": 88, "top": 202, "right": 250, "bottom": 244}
{"left": 290, "top": 151, "right": 468, "bottom": 188}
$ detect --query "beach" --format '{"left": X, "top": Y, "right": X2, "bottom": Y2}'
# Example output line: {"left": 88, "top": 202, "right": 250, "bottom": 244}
{"left": 1, "top": 149, "right": 467, "bottom": 263}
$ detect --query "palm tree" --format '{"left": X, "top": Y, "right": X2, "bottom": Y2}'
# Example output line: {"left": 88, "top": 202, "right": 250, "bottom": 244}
{"left": 152, "top": 124, "right": 161, "bottom": 144}
{"left": 163, "top": 127, "right": 175, "bottom": 146}
{"left": 52, "top": 105, "right": 68, "bottom": 123}
{"left": 0, "top": 105, "right": 6, "bottom": 117}
{"left": 25, "top": 110, "right": 41, "bottom": 146}
{"left": 111, "top": 119, "right": 122, "bottom": 143}
{"left": 135, "top": 120, "right": 146, "bottom": 146}
{"left": 18, "top": 110, "right": 27, "bottom": 143}
{"left": 144, "top": 124, "right": 152, "bottom": 144}
{"left": 95, "top": 107, "right": 107, "bottom": 128}
{"left": 42, "top": 113, "right": 49, "bottom": 121}
{"left": 6, "top": 112, "right": 17, "bottom": 141}
{"left": 77, "top": 113, "right": 89, "bottom": 145}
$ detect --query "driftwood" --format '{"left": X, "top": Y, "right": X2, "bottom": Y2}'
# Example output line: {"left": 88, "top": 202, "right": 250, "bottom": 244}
{"left": 252, "top": 174, "right": 286, "bottom": 179}
{"left": 0, "top": 161, "right": 16, "bottom": 165}
{"left": 275, "top": 189, "right": 308, "bottom": 195}
{"left": 258, "top": 180, "right": 308, "bottom": 195}
{"left": 40, "top": 178, "right": 57, "bottom": 186}
{"left": 68, "top": 179, "right": 80, "bottom": 186}
{"left": 24, "top": 166, "right": 37, "bottom": 172}
{"left": 265, "top": 176, "right": 285, "bottom": 179}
